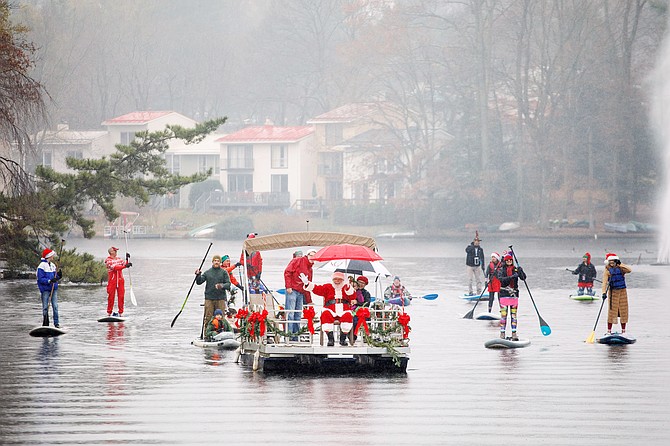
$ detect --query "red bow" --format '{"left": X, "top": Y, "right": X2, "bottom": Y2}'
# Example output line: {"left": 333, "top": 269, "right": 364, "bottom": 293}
{"left": 354, "top": 307, "right": 371, "bottom": 336}
{"left": 302, "top": 306, "right": 316, "bottom": 334}
{"left": 247, "top": 310, "right": 268, "bottom": 339}
{"left": 398, "top": 312, "right": 411, "bottom": 339}
{"left": 235, "top": 308, "right": 249, "bottom": 328}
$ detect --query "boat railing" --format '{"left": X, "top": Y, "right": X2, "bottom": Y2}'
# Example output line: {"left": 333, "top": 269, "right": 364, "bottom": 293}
{"left": 245, "top": 295, "right": 406, "bottom": 347}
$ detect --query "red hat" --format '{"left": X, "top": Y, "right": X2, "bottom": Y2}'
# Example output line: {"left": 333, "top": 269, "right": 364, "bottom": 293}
{"left": 332, "top": 271, "right": 346, "bottom": 281}
{"left": 357, "top": 276, "right": 369, "bottom": 285}
{"left": 503, "top": 254, "right": 513, "bottom": 261}
{"left": 42, "top": 248, "right": 55, "bottom": 259}
{"left": 247, "top": 232, "right": 257, "bottom": 239}
{"left": 605, "top": 253, "right": 619, "bottom": 264}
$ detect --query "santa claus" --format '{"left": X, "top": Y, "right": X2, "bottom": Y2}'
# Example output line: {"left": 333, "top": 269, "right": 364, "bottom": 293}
{"left": 300, "top": 271, "right": 356, "bottom": 346}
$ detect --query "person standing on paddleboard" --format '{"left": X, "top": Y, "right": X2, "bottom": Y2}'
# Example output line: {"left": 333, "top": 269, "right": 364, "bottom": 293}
{"left": 37, "top": 248, "right": 62, "bottom": 327}
{"left": 572, "top": 252, "right": 597, "bottom": 296}
{"left": 195, "top": 254, "right": 232, "bottom": 334}
{"left": 465, "top": 234, "right": 485, "bottom": 295}
{"left": 497, "top": 253, "right": 526, "bottom": 340}
{"left": 485, "top": 252, "right": 502, "bottom": 313}
{"left": 602, "top": 253, "right": 632, "bottom": 335}
{"left": 104, "top": 246, "right": 131, "bottom": 317}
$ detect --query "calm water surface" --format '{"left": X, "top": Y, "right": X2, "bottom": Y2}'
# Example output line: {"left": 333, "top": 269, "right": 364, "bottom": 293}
{"left": 1, "top": 236, "right": 668, "bottom": 445}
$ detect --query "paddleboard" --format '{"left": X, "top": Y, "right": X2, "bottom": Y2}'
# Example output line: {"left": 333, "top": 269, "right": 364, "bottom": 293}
{"left": 97, "top": 316, "right": 126, "bottom": 323}
{"left": 460, "top": 293, "right": 488, "bottom": 301}
{"left": 476, "top": 312, "right": 500, "bottom": 321}
{"left": 569, "top": 294, "right": 598, "bottom": 301}
{"left": 597, "top": 333, "right": 636, "bottom": 345}
{"left": 485, "top": 338, "right": 530, "bottom": 349}
{"left": 29, "top": 326, "right": 67, "bottom": 337}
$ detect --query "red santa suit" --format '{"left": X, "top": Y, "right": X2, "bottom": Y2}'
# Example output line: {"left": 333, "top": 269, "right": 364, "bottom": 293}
{"left": 304, "top": 272, "right": 355, "bottom": 334}
{"left": 105, "top": 250, "right": 128, "bottom": 315}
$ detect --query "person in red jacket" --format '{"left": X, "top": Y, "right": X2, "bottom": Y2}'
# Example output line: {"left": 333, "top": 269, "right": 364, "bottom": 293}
{"left": 485, "top": 252, "right": 502, "bottom": 313}
{"left": 301, "top": 271, "right": 356, "bottom": 346}
{"left": 283, "top": 250, "right": 316, "bottom": 338}
{"left": 104, "top": 246, "right": 131, "bottom": 317}
{"left": 239, "top": 232, "right": 263, "bottom": 280}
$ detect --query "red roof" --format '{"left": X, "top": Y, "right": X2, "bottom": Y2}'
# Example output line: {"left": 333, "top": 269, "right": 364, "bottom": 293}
{"left": 216, "top": 126, "right": 314, "bottom": 143}
{"left": 102, "top": 111, "right": 174, "bottom": 125}
{"left": 307, "top": 103, "right": 383, "bottom": 123}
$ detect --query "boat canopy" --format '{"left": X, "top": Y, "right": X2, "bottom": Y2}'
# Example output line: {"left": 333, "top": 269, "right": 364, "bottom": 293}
{"left": 242, "top": 231, "right": 377, "bottom": 253}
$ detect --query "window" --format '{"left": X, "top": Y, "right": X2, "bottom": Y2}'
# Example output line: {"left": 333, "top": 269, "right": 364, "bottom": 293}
{"left": 271, "top": 174, "right": 288, "bottom": 193}
{"left": 271, "top": 144, "right": 288, "bottom": 168}
{"left": 325, "top": 180, "right": 342, "bottom": 200}
{"left": 199, "top": 155, "right": 220, "bottom": 175}
{"left": 120, "top": 132, "right": 136, "bottom": 145}
{"left": 42, "top": 151, "right": 52, "bottom": 168}
{"left": 325, "top": 124, "right": 344, "bottom": 146}
{"left": 165, "top": 154, "right": 180, "bottom": 174}
{"left": 66, "top": 151, "right": 83, "bottom": 160}
{"left": 227, "top": 145, "right": 253, "bottom": 169}
{"left": 228, "top": 174, "right": 253, "bottom": 192}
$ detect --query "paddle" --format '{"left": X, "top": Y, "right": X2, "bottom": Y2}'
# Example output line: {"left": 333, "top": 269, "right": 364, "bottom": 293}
{"left": 43, "top": 240, "right": 65, "bottom": 326}
{"left": 463, "top": 284, "right": 489, "bottom": 319}
{"left": 585, "top": 281, "right": 610, "bottom": 344}
{"left": 171, "top": 242, "right": 213, "bottom": 328}
{"left": 509, "top": 245, "right": 551, "bottom": 336}
{"left": 123, "top": 229, "right": 137, "bottom": 306}
{"left": 419, "top": 294, "right": 439, "bottom": 300}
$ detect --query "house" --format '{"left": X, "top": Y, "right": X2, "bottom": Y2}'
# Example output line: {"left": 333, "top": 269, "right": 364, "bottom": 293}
{"left": 214, "top": 125, "right": 316, "bottom": 210}
{"left": 307, "top": 102, "right": 410, "bottom": 203}
{"left": 31, "top": 124, "right": 110, "bottom": 174}
{"left": 102, "top": 111, "right": 224, "bottom": 210}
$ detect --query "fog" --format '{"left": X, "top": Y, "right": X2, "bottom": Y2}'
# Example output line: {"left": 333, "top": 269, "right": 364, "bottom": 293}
{"left": 12, "top": 0, "right": 668, "bottom": 230}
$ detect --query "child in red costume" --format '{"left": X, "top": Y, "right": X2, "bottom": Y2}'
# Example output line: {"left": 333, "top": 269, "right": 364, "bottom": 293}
{"left": 301, "top": 271, "right": 355, "bottom": 346}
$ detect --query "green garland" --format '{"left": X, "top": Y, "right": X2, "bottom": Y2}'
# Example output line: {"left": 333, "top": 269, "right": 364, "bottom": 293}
{"left": 239, "top": 316, "right": 309, "bottom": 342}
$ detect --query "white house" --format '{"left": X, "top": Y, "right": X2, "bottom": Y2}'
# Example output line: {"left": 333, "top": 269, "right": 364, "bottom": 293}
{"left": 32, "top": 124, "right": 110, "bottom": 173}
{"left": 214, "top": 125, "right": 316, "bottom": 210}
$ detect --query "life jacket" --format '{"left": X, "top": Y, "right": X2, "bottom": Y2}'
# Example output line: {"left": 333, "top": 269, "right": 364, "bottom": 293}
{"left": 211, "top": 318, "right": 225, "bottom": 331}
{"left": 608, "top": 267, "right": 626, "bottom": 290}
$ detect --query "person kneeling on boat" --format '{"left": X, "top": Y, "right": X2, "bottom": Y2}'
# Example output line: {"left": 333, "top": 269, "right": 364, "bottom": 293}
{"left": 497, "top": 254, "right": 526, "bottom": 341}
{"left": 300, "top": 271, "right": 355, "bottom": 346}
{"left": 206, "top": 309, "right": 233, "bottom": 341}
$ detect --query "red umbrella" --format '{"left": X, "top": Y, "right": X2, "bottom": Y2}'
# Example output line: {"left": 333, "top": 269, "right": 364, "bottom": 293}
{"left": 311, "top": 244, "right": 383, "bottom": 262}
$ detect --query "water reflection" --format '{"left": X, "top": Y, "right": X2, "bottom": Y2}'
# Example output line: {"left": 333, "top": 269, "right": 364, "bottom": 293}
{"left": 605, "top": 345, "right": 631, "bottom": 363}
{"left": 37, "top": 337, "right": 60, "bottom": 363}
{"left": 496, "top": 349, "right": 520, "bottom": 370}
{"left": 106, "top": 322, "right": 126, "bottom": 346}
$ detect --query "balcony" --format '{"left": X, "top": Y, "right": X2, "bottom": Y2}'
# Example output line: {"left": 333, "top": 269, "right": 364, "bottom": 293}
{"left": 201, "top": 191, "right": 291, "bottom": 211}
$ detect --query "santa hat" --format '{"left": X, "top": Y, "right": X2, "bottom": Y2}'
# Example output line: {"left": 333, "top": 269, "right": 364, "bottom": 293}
{"left": 42, "top": 248, "right": 55, "bottom": 259}
{"left": 605, "top": 253, "right": 619, "bottom": 264}
{"left": 491, "top": 252, "right": 501, "bottom": 261}
{"left": 503, "top": 254, "right": 513, "bottom": 261}
{"left": 332, "top": 271, "right": 346, "bottom": 281}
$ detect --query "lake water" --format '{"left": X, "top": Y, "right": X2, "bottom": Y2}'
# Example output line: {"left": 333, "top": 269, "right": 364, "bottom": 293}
{"left": 1, "top": 235, "right": 668, "bottom": 445}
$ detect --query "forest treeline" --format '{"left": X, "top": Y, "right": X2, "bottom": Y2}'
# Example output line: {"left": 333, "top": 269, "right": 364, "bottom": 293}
{"left": 5, "top": 1, "right": 669, "bottom": 238}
